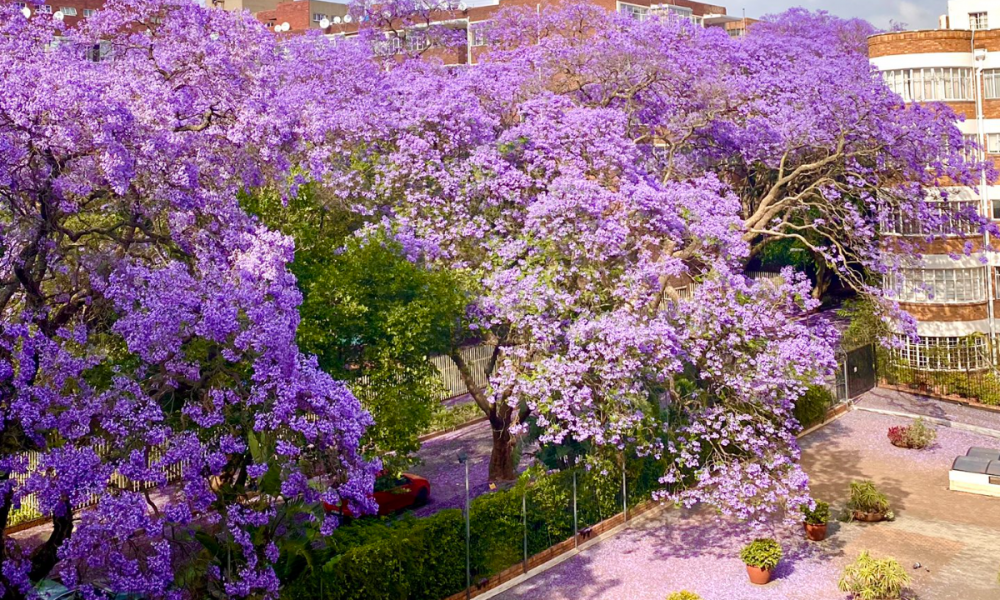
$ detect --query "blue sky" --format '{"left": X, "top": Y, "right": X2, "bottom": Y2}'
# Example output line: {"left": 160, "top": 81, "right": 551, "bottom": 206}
{"left": 741, "top": 0, "right": 942, "bottom": 30}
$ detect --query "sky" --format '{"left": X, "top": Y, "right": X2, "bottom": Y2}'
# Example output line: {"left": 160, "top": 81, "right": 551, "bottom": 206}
{"left": 740, "top": 0, "right": 943, "bottom": 30}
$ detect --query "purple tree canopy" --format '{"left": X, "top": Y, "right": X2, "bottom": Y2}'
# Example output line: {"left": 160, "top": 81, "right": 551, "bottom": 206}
{"left": 0, "top": 0, "right": 991, "bottom": 597}
{"left": 0, "top": 2, "right": 379, "bottom": 598}
{"left": 320, "top": 2, "right": 988, "bottom": 522}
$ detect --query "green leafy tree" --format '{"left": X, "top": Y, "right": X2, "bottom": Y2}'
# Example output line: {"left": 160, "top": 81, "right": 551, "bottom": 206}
{"left": 245, "top": 186, "right": 466, "bottom": 470}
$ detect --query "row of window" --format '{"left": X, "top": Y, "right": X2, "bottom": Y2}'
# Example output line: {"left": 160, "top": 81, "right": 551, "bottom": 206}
{"left": 882, "top": 68, "right": 975, "bottom": 102}
{"left": 882, "top": 199, "right": 980, "bottom": 236}
{"left": 885, "top": 267, "right": 987, "bottom": 303}
{"left": 13, "top": 3, "right": 96, "bottom": 16}
{"left": 882, "top": 67, "right": 1000, "bottom": 104}
{"left": 891, "top": 334, "right": 991, "bottom": 371}
{"left": 617, "top": 3, "right": 703, "bottom": 25}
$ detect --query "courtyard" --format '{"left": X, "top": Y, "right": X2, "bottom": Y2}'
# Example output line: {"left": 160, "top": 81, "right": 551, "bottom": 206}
{"left": 495, "top": 398, "right": 1000, "bottom": 600}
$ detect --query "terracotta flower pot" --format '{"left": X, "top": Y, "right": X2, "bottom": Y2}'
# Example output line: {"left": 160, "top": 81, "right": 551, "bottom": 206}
{"left": 852, "top": 510, "right": 884, "bottom": 522}
{"left": 746, "top": 565, "right": 773, "bottom": 585}
{"left": 804, "top": 522, "right": 828, "bottom": 541}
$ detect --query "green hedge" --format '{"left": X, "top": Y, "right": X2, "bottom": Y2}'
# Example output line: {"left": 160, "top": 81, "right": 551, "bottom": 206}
{"left": 283, "top": 457, "right": 666, "bottom": 600}
{"left": 281, "top": 510, "right": 466, "bottom": 600}
{"left": 794, "top": 385, "right": 834, "bottom": 430}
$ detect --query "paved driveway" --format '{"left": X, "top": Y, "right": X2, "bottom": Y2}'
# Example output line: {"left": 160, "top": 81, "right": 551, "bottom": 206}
{"left": 495, "top": 406, "right": 1000, "bottom": 600}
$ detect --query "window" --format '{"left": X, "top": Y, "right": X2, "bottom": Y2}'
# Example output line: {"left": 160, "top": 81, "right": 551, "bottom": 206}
{"left": 970, "top": 12, "right": 988, "bottom": 30}
{"left": 882, "top": 68, "right": 974, "bottom": 102}
{"left": 985, "top": 133, "right": 1000, "bottom": 154}
{"left": 470, "top": 21, "right": 491, "bottom": 47}
{"left": 892, "top": 335, "right": 989, "bottom": 371}
{"left": 618, "top": 3, "right": 649, "bottom": 21}
{"left": 86, "top": 40, "right": 112, "bottom": 62}
{"left": 83, "top": 8, "right": 96, "bottom": 16}
{"left": 404, "top": 31, "right": 430, "bottom": 53}
{"left": 885, "top": 267, "right": 986, "bottom": 303}
{"left": 312, "top": 13, "right": 326, "bottom": 22}
{"left": 37, "top": 4, "right": 52, "bottom": 13}
{"left": 373, "top": 34, "right": 402, "bottom": 56}
{"left": 984, "top": 69, "right": 1000, "bottom": 99}
{"left": 60, "top": 6, "right": 77, "bottom": 15}
{"left": 884, "top": 199, "right": 980, "bottom": 236}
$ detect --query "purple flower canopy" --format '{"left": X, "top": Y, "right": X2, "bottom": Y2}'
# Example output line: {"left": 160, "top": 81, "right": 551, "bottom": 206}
{"left": 0, "top": 0, "right": 988, "bottom": 597}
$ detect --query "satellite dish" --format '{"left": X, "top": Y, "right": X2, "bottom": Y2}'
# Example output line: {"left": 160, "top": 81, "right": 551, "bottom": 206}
{"left": 458, "top": 2, "right": 466, "bottom": 10}
{"left": 20, "top": 6, "right": 31, "bottom": 17}
{"left": 319, "top": 17, "right": 330, "bottom": 28}
{"left": 53, "top": 10, "right": 64, "bottom": 20}
{"left": 333, "top": 16, "right": 342, "bottom": 24}
{"left": 382, "top": 10, "right": 391, "bottom": 19}
{"left": 343, "top": 14, "right": 352, "bottom": 23}
{"left": 280, "top": 22, "right": 290, "bottom": 32}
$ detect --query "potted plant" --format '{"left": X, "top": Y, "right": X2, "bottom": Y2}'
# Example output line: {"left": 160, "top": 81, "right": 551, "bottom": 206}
{"left": 739, "top": 538, "right": 782, "bottom": 585}
{"left": 666, "top": 593, "right": 702, "bottom": 600}
{"left": 801, "top": 501, "right": 830, "bottom": 541}
{"left": 838, "top": 551, "right": 910, "bottom": 599}
{"left": 887, "top": 418, "right": 937, "bottom": 449}
{"left": 847, "top": 481, "right": 892, "bottom": 522}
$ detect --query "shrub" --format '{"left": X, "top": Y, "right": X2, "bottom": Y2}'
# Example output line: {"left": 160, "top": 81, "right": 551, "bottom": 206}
{"left": 794, "top": 385, "right": 834, "bottom": 430}
{"left": 666, "top": 592, "right": 702, "bottom": 600}
{"left": 838, "top": 551, "right": 910, "bottom": 599}
{"left": 739, "top": 538, "right": 782, "bottom": 570}
{"left": 847, "top": 481, "right": 889, "bottom": 515}
{"left": 802, "top": 500, "right": 830, "bottom": 525}
{"left": 887, "top": 418, "right": 937, "bottom": 449}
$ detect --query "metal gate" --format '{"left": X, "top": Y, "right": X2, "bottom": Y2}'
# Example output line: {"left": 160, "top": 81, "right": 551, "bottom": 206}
{"left": 845, "top": 344, "right": 876, "bottom": 398}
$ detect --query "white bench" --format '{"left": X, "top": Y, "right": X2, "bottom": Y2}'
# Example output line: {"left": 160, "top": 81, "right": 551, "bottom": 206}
{"left": 949, "top": 447, "right": 1000, "bottom": 498}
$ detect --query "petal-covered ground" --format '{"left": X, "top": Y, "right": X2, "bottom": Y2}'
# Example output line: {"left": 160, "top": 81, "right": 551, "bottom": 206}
{"left": 496, "top": 401, "right": 1000, "bottom": 600}
{"left": 408, "top": 419, "right": 532, "bottom": 517}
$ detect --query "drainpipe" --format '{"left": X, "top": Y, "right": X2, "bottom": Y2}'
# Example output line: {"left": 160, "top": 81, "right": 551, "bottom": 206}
{"left": 972, "top": 36, "right": 995, "bottom": 362}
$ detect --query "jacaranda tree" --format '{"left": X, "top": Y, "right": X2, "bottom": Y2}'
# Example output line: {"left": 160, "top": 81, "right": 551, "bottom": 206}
{"left": 0, "top": 2, "right": 379, "bottom": 598}
{"left": 329, "top": 1, "right": 986, "bottom": 521}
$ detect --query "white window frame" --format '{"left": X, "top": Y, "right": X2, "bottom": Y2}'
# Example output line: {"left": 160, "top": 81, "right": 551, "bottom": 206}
{"left": 617, "top": 2, "right": 649, "bottom": 22}
{"left": 884, "top": 199, "right": 979, "bottom": 236}
{"left": 881, "top": 68, "right": 974, "bottom": 102}
{"left": 886, "top": 267, "right": 986, "bottom": 304}
{"left": 312, "top": 13, "right": 326, "bottom": 23}
{"left": 893, "top": 334, "right": 989, "bottom": 371}
{"left": 37, "top": 4, "right": 52, "bottom": 13}
{"left": 470, "top": 20, "right": 491, "bottom": 47}
{"left": 83, "top": 8, "right": 96, "bottom": 16}
{"left": 970, "top": 12, "right": 988, "bottom": 30}
{"left": 60, "top": 6, "right": 77, "bottom": 15}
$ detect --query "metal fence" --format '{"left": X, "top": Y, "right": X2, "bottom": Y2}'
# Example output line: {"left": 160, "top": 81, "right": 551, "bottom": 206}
{"left": 8, "top": 442, "right": 186, "bottom": 530}
{"left": 880, "top": 351, "right": 1000, "bottom": 407}
{"left": 429, "top": 344, "right": 495, "bottom": 400}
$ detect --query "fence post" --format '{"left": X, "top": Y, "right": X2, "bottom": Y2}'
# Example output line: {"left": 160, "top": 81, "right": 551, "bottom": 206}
{"left": 522, "top": 489, "right": 527, "bottom": 574}
{"left": 572, "top": 470, "right": 578, "bottom": 548}
{"left": 621, "top": 464, "right": 627, "bottom": 521}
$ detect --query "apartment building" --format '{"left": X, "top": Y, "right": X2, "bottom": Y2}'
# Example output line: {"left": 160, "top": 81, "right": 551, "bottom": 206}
{"left": 6, "top": 0, "right": 104, "bottom": 27}
{"left": 254, "top": 0, "right": 749, "bottom": 57}
{"left": 869, "top": 0, "right": 1000, "bottom": 372}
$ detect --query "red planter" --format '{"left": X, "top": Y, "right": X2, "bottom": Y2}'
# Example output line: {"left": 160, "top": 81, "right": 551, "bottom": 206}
{"left": 746, "top": 565, "right": 773, "bottom": 585}
{"left": 804, "top": 522, "right": 828, "bottom": 541}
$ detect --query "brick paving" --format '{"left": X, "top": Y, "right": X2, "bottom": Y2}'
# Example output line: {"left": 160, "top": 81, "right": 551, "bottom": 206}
{"left": 495, "top": 405, "right": 1000, "bottom": 600}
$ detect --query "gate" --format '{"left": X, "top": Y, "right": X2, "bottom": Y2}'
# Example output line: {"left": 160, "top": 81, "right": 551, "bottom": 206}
{"left": 845, "top": 344, "right": 876, "bottom": 398}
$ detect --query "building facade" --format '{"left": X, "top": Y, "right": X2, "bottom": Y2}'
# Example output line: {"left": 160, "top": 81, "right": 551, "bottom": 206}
{"left": 869, "top": 0, "right": 1000, "bottom": 372}
{"left": 254, "top": 0, "right": 748, "bottom": 57}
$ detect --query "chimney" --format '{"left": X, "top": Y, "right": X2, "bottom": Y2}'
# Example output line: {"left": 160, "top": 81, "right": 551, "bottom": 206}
{"left": 938, "top": 14, "right": 949, "bottom": 29}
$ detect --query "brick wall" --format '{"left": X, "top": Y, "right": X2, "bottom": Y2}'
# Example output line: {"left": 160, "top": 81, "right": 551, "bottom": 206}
{"left": 898, "top": 302, "right": 990, "bottom": 322}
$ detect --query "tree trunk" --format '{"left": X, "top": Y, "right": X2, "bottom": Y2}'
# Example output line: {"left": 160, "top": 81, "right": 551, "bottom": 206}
{"left": 0, "top": 471, "right": 24, "bottom": 600}
{"left": 27, "top": 504, "right": 73, "bottom": 583}
{"left": 488, "top": 412, "right": 516, "bottom": 482}
{"left": 449, "top": 346, "right": 520, "bottom": 483}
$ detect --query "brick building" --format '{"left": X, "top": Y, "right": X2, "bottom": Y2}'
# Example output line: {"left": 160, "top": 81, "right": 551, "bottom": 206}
{"left": 869, "top": 0, "right": 1000, "bottom": 371}
{"left": 6, "top": 0, "right": 105, "bottom": 28}
{"left": 253, "top": 0, "right": 750, "bottom": 56}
